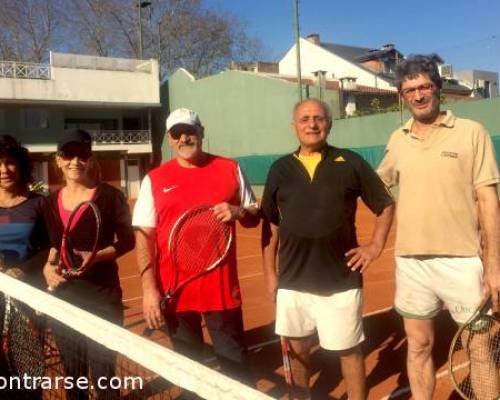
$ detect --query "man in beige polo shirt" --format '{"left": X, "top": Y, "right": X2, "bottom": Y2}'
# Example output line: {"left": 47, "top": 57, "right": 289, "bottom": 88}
{"left": 378, "top": 55, "right": 500, "bottom": 400}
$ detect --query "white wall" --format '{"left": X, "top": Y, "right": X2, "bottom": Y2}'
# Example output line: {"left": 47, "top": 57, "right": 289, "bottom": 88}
{"left": 455, "top": 70, "right": 499, "bottom": 98}
{"left": 279, "top": 38, "right": 394, "bottom": 90}
{"left": 0, "top": 53, "right": 160, "bottom": 105}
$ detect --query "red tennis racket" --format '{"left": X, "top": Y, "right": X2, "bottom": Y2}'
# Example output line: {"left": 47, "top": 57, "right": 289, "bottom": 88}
{"left": 281, "top": 336, "right": 295, "bottom": 398}
{"left": 448, "top": 296, "right": 500, "bottom": 399}
{"left": 58, "top": 200, "right": 101, "bottom": 278}
{"left": 144, "top": 205, "right": 232, "bottom": 335}
{"left": 164, "top": 205, "right": 232, "bottom": 305}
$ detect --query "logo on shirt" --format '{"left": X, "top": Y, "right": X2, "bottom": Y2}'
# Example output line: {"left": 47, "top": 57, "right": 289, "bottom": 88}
{"left": 441, "top": 151, "right": 458, "bottom": 159}
{"left": 163, "top": 185, "right": 178, "bottom": 193}
{"left": 334, "top": 156, "right": 346, "bottom": 162}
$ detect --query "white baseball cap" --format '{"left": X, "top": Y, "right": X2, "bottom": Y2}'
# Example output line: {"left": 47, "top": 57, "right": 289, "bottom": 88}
{"left": 166, "top": 108, "right": 201, "bottom": 132}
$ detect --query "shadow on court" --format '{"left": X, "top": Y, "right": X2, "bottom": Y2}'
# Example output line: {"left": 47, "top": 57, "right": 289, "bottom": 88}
{"left": 365, "top": 309, "right": 457, "bottom": 400}
{"left": 243, "top": 309, "right": 459, "bottom": 399}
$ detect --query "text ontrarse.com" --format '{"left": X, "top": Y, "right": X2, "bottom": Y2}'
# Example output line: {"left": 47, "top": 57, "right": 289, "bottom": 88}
{"left": 0, "top": 374, "right": 144, "bottom": 391}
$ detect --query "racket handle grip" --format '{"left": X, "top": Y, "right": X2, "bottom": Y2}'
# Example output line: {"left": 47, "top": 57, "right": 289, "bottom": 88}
{"left": 159, "top": 298, "right": 168, "bottom": 313}
{"left": 143, "top": 327, "right": 154, "bottom": 337}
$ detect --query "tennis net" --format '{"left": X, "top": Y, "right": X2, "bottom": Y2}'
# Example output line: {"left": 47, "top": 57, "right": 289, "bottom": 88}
{"left": 0, "top": 272, "right": 273, "bottom": 399}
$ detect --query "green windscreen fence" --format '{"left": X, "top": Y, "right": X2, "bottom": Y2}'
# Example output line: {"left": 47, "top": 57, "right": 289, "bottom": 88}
{"left": 237, "top": 135, "right": 500, "bottom": 185}
{"left": 236, "top": 154, "right": 283, "bottom": 185}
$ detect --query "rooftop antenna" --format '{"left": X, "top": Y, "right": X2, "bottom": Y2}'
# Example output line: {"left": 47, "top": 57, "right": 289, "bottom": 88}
{"left": 294, "top": 0, "right": 303, "bottom": 101}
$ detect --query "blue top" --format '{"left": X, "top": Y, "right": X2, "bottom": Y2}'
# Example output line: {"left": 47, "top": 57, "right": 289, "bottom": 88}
{"left": 0, "top": 193, "right": 46, "bottom": 269}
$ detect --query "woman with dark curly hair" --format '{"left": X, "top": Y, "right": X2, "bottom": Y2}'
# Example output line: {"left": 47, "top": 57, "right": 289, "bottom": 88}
{"left": 0, "top": 135, "right": 47, "bottom": 400}
{"left": 0, "top": 134, "right": 47, "bottom": 281}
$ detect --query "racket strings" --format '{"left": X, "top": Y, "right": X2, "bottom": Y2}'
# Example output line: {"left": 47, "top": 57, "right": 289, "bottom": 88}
{"left": 61, "top": 202, "right": 101, "bottom": 274}
{"left": 450, "top": 316, "right": 500, "bottom": 399}
{"left": 171, "top": 210, "right": 231, "bottom": 276}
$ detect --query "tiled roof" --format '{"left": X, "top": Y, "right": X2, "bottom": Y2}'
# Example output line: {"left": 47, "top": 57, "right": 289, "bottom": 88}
{"left": 278, "top": 75, "right": 396, "bottom": 94}
{"left": 317, "top": 42, "right": 398, "bottom": 82}
{"left": 319, "top": 43, "right": 373, "bottom": 63}
{"left": 346, "top": 84, "right": 397, "bottom": 94}
{"left": 355, "top": 48, "right": 404, "bottom": 62}
{"left": 442, "top": 79, "right": 472, "bottom": 94}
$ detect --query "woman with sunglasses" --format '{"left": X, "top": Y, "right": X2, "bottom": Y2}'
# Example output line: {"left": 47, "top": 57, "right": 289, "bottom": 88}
{"left": 0, "top": 135, "right": 47, "bottom": 399}
{"left": 42, "top": 129, "right": 135, "bottom": 400}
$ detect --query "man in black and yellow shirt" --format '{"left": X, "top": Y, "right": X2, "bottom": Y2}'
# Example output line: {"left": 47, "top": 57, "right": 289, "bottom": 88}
{"left": 261, "top": 99, "right": 394, "bottom": 399}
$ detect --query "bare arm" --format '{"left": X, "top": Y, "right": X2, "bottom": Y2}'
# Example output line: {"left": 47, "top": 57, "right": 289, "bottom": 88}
{"left": 261, "top": 219, "right": 280, "bottom": 303}
{"left": 212, "top": 202, "right": 260, "bottom": 227}
{"left": 345, "top": 203, "right": 395, "bottom": 273}
{"left": 476, "top": 185, "right": 500, "bottom": 311}
{"left": 43, "top": 247, "right": 67, "bottom": 290}
{"left": 136, "top": 227, "right": 164, "bottom": 329}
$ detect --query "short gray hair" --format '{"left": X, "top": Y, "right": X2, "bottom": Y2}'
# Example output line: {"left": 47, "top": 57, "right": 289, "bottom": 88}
{"left": 293, "top": 98, "right": 332, "bottom": 122}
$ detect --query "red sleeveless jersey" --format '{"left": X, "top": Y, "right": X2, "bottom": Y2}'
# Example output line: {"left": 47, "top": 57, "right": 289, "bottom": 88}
{"left": 148, "top": 155, "right": 242, "bottom": 312}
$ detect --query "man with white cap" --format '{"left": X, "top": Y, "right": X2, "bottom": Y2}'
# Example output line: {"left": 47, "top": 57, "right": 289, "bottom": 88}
{"left": 133, "top": 108, "right": 259, "bottom": 386}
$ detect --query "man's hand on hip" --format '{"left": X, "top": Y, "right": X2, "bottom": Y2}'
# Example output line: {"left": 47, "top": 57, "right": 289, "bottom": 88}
{"left": 345, "top": 242, "right": 383, "bottom": 273}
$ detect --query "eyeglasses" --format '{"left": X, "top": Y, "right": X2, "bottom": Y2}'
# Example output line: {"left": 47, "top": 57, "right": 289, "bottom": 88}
{"left": 400, "top": 83, "right": 435, "bottom": 98}
{"left": 169, "top": 127, "right": 198, "bottom": 140}
{"left": 59, "top": 148, "right": 92, "bottom": 161}
{"left": 297, "top": 116, "right": 328, "bottom": 124}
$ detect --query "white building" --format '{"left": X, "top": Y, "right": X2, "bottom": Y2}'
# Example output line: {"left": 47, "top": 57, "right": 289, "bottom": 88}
{"left": 0, "top": 52, "right": 161, "bottom": 197}
{"left": 279, "top": 34, "right": 399, "bottom": 90}
{"left": 454, "top": 70, "right": 499, "bottom": 99}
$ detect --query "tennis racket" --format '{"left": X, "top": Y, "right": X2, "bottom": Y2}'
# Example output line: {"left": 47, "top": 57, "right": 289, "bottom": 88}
{"left": 281, "top": 336, "right": 295, "bottom": 398}
{"left": 0, "top": 291, "right": 45, "bottom": 380}
{"left": 58, "top": 200, "right": 101, "bottom": 279}
{"left": 448, "top": 296, "right": 500, "bottom": 400}
{"left": 143, "top": 205, "right": 232, "bottom": 335}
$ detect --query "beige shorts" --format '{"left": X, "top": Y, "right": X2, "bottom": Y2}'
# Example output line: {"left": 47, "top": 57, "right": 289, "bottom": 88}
{"left": 275, "top": 288, "right": 364, "bottom": 351}
{"left": 395, "top": 256, "right": 484, "bottom": 324}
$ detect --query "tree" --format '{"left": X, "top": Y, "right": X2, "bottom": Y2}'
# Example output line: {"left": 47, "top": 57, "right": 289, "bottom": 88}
{"left": 0, "top": 0, "right": 263, "bottom": 79}
{"left": 62, "top": 0, "right": 263, "bottom": 79}
{"left": 151, "top": 0, "right": 263, "bottom": 78}
{"left": 63, "top": 0, "right": 139, "bottom": 58}
{"left": 0, "top": 0, "right": 63, "bottom": 62}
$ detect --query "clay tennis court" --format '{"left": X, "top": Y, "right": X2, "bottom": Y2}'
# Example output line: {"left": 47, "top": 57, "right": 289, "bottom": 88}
{"left": 118, "top": 201, "right": 461, "bottom": 399}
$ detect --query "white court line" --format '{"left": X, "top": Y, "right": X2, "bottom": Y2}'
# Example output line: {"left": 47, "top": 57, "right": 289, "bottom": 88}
{"left": 239, "top": 254, "right": 260, "bottom": 261}
{"left": 118, "top": 245, "right": 394, "bottom": 283}
{"left": 237, "top": 234, "right": 260, "bottom": 239}
{"left": 120, "top": 268, "right": 263, "bottom": 296}
{"left": 120, "top": 259, "right": 396, "bottom": 302}
{"left": 247, "top": 306, "right": 394, "bottom": 352}
{"left": 123, "top": 296, "right": 142, "bottom": 303}
{"left": 239, "top": 272, "right": 264, "bottom": 280}
{"left": 202, "top": 305, "right": 396, "bottom": 365}
{"left": 118, "top": 254, "right": 261, "bottom": 283}
{"left": 120, "top": 274, "right": 140, "bottom": 281}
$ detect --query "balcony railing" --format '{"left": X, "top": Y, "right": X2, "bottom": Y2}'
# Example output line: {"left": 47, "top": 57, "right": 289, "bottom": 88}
{"left": 89, "top": 130, "right": 151, "bottom": 145}
{"left": 0, "top": 61, "right": 51, "bottom": 80}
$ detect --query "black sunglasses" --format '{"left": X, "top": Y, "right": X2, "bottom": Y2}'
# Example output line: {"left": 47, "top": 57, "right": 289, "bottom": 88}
{"left": 59, "top": 148, "right": 92, "bottom": 161}
{"left": 169, "top": 126, "right": 199, "bottom": 140}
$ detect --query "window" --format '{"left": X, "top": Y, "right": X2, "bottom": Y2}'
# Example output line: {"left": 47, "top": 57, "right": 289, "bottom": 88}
{"left": 22, "top": 109, "right": 49, "bottom": 129}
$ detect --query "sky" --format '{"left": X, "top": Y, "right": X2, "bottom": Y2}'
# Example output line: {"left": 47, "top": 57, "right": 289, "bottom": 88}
{"left": 205, "top": 0, "right": 500, "bottom": 74}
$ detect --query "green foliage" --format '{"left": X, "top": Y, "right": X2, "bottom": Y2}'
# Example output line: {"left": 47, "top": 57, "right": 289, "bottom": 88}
{"left": 29, "top": 181, "right": 47, "bottom": 194}
{"left": 347, "top": 97, "right": 400, "bottom": 119}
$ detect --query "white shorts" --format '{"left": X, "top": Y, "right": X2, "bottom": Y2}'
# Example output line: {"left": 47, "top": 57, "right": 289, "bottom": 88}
{"left": 395, "top": 256, "right": 484, "bottom": 324}
{"left": 275, "top": 288, "right": 364, "bottom": 351}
